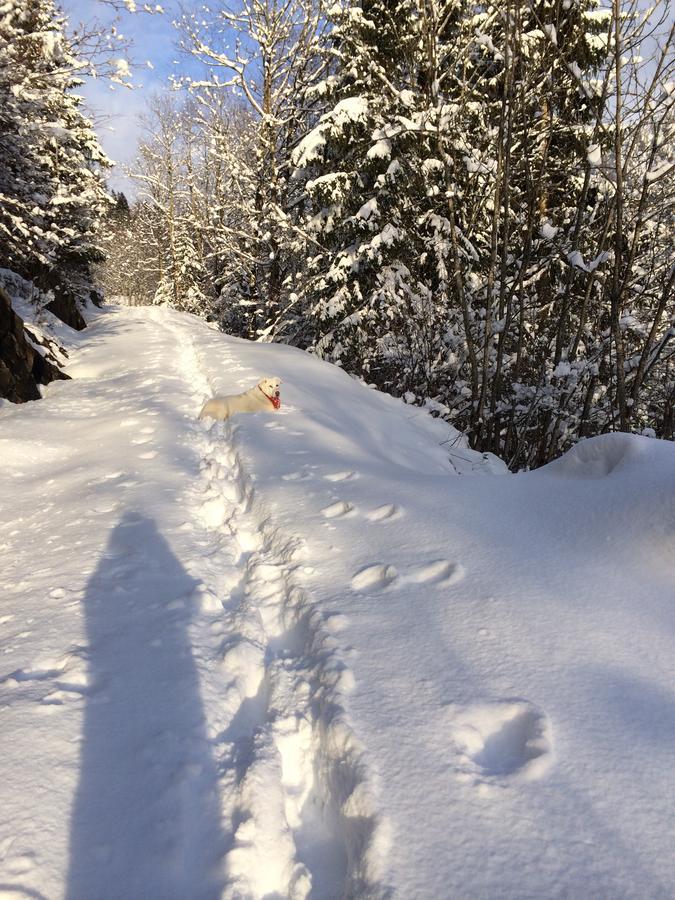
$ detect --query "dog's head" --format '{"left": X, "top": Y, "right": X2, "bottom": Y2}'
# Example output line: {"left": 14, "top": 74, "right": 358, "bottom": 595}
{"left": 259, "top": 376, "right": 282, "bottom": 399}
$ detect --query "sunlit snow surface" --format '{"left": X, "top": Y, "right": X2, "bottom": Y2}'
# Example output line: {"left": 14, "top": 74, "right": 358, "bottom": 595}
{"left": 0, "top": 304, "right": 674, "bottom": 899}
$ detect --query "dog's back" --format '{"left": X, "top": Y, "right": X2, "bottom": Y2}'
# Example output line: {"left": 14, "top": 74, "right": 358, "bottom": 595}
{"left": 199, "top": 396, "right": 232, "bottom": 421}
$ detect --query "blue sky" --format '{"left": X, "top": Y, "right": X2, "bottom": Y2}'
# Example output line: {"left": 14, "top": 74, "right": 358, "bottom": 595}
{"left": 61, "top": 0, "right": 191, "bottom": 196}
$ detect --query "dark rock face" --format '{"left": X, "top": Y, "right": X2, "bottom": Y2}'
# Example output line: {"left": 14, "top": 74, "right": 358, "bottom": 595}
{"left": 0, "top": 286, "right": 70, "bottom": 403}
{"left": 45, "top": 292, "right": 87, "bottom": 331}
{"left": 24, "top": 326, "right": 70, "bottom": 386}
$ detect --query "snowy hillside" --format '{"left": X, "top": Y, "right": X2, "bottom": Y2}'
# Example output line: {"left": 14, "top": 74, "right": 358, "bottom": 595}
{"left": 1, "top": 305, "right": 674, "bottom": 900}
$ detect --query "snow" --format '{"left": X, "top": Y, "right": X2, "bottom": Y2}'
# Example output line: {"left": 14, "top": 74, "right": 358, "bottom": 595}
{"left": 567, "top": 249, "right": 588, "bottom": 270}
{"left": 1, "top": 304, "right": 675, "bottom": 898}
{"left": 587, "top": 143, "right": 602, "bottom": 166}
{"left": 356, "top": 198, "right": 378, "bottom": 220}
{"left": 539, "top": 221, "right": 559, "bottom": 240}
{"left": 332, "top": 96, "right": 369, "bottom": 125}
{"left": 646, "top": 161, "right": 673, "bottom": 183}
{"left": 113, "top": 58, "right": 131, "bottom": 81}
{"left": 366, "top": 139, "right": 391, "bottom": 160}
{"left": 293, "top": 98, "right": 369, "bottom": 168}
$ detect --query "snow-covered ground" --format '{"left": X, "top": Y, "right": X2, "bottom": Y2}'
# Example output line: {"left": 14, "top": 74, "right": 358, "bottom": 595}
{"left": 1, "top": 304, "right": 674, "bottom": 900}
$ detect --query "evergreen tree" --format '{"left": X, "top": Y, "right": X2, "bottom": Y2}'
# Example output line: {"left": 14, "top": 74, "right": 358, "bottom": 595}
{"left": 292, "top": 0, "right": 433, "bottom": 389}
{"left": 0, "top": 0, "right": 110, "bottom": 314}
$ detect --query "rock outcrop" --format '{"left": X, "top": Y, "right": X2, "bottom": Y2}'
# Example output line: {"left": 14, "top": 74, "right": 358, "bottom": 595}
{"left": 45, "top": 292, "right": 87, "bottom": 331}
{"left": 0, "top": 286, "right": 69, "bottom": 403}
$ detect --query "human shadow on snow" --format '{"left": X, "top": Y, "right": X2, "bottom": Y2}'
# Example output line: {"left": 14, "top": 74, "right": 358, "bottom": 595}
{"left": 66, "top": 513, "right": 225, "bottom": 900}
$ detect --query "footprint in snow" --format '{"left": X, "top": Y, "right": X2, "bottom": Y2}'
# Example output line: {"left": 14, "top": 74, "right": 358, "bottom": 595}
{"left": 138, "top": 450, "right": 158, "bottom": 460}
{"left": 404, "top": 560, "right": 465, "bottom": 587}
{"left": 323, "top": 471, "right": 358, "bottom": 482}
{"left": 323, "top": 612, "right": 350, "bottom": 632}
{"left": 3, "top": 851, "right": 36, "bottom": 876}
{"left": 1, "top": 664, "right": 65, "bottom": 684}
{"left": 282, "top": 470, "right": 313, "bottom": 482}
{"left": 351, "top": 564, "right": 398, "bottom": 592}
{"left": 449, "top": 700, "right": 553, "bottom": 783}
{"left": 351, "top": 560, "right": 464, "bottom": 593}
{"left": 321, "top": 500, "right": 354, "bottom": 519}
{"left": 366, "top": 503, "right": 402, "bottom": 522}
{"left": 1, "top": 649, "right": 88, "bottom": 688}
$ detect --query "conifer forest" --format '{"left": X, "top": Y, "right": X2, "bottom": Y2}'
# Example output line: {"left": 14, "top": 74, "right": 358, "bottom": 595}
{"left": 2, "top": 0, "right": 674, "bottom": 468}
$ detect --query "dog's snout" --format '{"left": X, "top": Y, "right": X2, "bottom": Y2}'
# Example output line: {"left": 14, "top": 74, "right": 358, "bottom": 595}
{"left": 275, "top": 390, "right": 280, "bottom": 397}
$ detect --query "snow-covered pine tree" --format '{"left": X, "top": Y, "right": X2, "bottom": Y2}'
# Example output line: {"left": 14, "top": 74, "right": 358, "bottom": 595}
{"left": 0, "top": 0, "right": 110, "bottom": 323}
{"left": 97, "top": 191, "right": 134, "bottom": 302}
{"left": 292, "top": 0, "right": 446, "bottom": 391}
{"left": 168, "top": 221, "right": 213, "bottom": 315}
{"left": 295, "top": 0, "right": 625, "bottom": 464}
{"left": 411, "top": 0, "right": 673, "bottom": 464}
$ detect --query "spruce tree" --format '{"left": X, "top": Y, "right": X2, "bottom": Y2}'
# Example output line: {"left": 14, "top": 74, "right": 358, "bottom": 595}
{"left": 292, "top": 0, "right": 429, "bottom": 388}
{"left": 0, "top": 0, "right": 110, "bottom": 316}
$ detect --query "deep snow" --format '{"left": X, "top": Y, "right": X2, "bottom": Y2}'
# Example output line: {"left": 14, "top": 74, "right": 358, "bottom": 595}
{"left": 1, "top": 304, "right": 674, "bottom": 899}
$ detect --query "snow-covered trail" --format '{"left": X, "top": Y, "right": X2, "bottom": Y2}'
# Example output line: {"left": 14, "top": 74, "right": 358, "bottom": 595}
{"left": 0, "top": 306, "right": 387, "bottom": 900}
{"left": 1, "top": 304, "right": 675, "bottom": 900}
{"left": 158, "top": 311, "right": 385, "bottom": 898}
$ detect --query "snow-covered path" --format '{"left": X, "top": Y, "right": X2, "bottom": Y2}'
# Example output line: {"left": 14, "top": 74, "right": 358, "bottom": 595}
{"left": 1, "top": 304, "right": 674, "bottom": 899}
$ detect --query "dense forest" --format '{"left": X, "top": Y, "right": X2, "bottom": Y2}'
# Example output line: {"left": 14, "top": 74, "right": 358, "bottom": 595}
{"left": 2, "top": 0, "right": 673, "bottom": 468}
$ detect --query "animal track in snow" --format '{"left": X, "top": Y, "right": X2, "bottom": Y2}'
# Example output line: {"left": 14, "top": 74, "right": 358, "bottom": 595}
{"left": 351, "top": 564, "right": 398, "bottom": 592}
{"left": 366, "top": 503, "right": 402, "bottom": 522}
{"left": 0, "top": 649, "right": 89, "bottom": 691}
{"left": 404, "top": 560, "right": 464, "bottom": 587}
{"left": 160, "top": 316, "right": 384, "bottom": 897}
{"left": 323, "top": 613, "right": 350, "bottom": 633}
{"left": 449, "top": 701, "right": 553, "bottom": 782}
{"left": 351, "top": 559, "right": 464, "bottom": 593}
{"left": 1, "top": 663, "right": 65, "bottom": 684}
{"left": 281, "top": 470, "right": 313, "bottom": 482}
{"left": 321, "top": 500, "right": 354, "bottom": 519}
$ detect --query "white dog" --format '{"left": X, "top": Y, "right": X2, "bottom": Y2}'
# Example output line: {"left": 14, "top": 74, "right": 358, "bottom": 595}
{"left": 198, "top": 376, "right": 282, "bottom": 422}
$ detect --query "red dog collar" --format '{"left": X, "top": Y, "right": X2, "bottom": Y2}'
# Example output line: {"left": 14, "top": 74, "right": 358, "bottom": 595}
{"left": 259, "top": 385, "right": 281, "bottom": 409}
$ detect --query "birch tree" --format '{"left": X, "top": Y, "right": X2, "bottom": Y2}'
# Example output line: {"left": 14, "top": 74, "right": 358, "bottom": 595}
{"left": 180, "top": 0, "right": 326, "bottom": 339}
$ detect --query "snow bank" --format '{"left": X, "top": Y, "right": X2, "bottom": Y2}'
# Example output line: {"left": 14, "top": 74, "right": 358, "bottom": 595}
{"left": 539, "top": 431, "right": 665, "bottom": 479}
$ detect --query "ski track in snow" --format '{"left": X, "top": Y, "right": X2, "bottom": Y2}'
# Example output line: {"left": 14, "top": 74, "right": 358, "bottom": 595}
{"left": 161, "top": 312, "right": 389, "bottom": 899}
